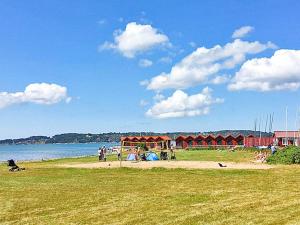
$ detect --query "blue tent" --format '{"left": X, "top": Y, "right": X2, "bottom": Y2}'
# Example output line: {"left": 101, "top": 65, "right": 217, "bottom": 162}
{"left": 146, "top": 152, "right": 159, "bottom": 161}
{"left": 127, "top": 153, "right": 137, "bottom": 161}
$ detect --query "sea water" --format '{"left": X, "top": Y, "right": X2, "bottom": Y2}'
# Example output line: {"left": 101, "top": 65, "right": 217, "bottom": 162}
{"left": 0, "top": 142, "right": 118, "bottom": 162}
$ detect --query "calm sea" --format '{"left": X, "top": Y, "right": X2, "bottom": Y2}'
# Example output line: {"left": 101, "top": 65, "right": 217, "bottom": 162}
{"left": 0, "top": 142, "right": 118, "bottom": 162}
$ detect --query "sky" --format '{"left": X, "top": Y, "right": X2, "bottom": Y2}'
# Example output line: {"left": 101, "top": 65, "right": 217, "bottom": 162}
{"left": 0, "top": 0, "right": 300, "bottom": 139}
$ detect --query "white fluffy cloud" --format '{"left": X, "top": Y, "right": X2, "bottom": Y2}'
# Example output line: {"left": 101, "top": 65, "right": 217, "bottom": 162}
{"left": 146, "top": 39, "right": 276, "bottom": 90}
{"left": 232, "top": 26, "right": 254, "bottom": 39}
{"left": 0, "top": 83, "right": 71, "bottom": 109}
{"left": 153, "top": 93, "right": 165, "bottom": 102}
{"left": 209, "top": 75, "right": 231, "bottom": 84}
{"left": 228, "top": 49, "right": 300, "bottom": 91}
{"left": 100, "top": 22, "right": 169, "bottom": 58}
{"left": 146, "top": 87, "right": 223, "bottom": 119}
{"left": 139, "top": 59, "right": 153, "bottom": 67}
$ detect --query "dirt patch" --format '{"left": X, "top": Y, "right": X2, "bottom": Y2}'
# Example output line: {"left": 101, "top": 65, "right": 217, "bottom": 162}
{"left": 59, "top": 160, "right": 273, "bottom": 170}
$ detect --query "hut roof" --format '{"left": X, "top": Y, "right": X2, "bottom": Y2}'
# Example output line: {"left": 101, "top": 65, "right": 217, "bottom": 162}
{"left": 274, "top": 131, "right": 300, "bottom": 138}
{"left": 121, "top": 136, "right": 171, "bottom": 142}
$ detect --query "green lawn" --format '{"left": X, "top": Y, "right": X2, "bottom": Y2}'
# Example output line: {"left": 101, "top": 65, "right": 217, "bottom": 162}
{"left": 20, "top": 149, "right": 255, "bottom": 168}
{"left": 1, "top": 150, "right": 300, "bottom": 225}
{"left": 176, "top": 149, "right": 255, "bottom": 162}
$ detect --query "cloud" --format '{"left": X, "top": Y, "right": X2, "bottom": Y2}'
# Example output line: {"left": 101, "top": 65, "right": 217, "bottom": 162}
{"left": 139, "top": 80, "right": 149, "bottom": 86}
{"left": 209, "top": 75, "right": 231, "bottom": 84}
{"left": 100, "top": 22, "right": 169, "bottom": 58}
{"left": 232, "top": 26, "right": 254, "bottom": 39}
{"left": 189, "top": 41, "right": 197, "bottom": 48}
{"left": 228, "top": 49, "right": 300, "bottom": 91}
{"left": 153, "top": 93, "right": 165, "bottom": 102}
{"left": 146, "top": 39, "right": 276, "bottom": 90}
{"left": 140, "top": 99, "right": 149, "bottom": 106}
{"left": 139, "top": 59, "right": 153, "bottom": 67}
{"left": 159, "top": 56, "right": 172, "bottom": 64}
{"left": 146, "top": 87, "right": 223, "bottom": 119}
{"left": 0, "top": 83, "right": 71, "bottom": 109}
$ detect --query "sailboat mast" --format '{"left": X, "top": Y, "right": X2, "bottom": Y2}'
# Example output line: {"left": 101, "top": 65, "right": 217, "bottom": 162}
{"left": 259, "top": 116, "right": 262, "bottom": 146}
{"left": 285, "top": 107, "right": 288, "bottom": 146}
{"left": 264, "top": 114, "right": 268, "bottom": 133}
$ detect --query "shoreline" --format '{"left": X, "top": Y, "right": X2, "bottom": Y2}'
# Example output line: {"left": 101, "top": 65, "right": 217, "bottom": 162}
{"left": 0, "top": 142, "right": 119, "bottom": 163}
{"left": 0, "top": 141, "right": 120, "bottom": 146}
{"left": 0, "top": 154, "right": 98, "bottom": 164}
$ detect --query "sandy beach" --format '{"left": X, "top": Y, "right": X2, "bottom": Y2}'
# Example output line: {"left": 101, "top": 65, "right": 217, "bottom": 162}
{"left": 59, "top": 160, "right": 273, "bottom": 170}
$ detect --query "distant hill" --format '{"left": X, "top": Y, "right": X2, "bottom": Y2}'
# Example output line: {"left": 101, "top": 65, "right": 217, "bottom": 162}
{"left": 0, "top": 136, "right": 50, "bottom": 145}
{"left": 0, "top": 130, "right": 273, "bottom": 145}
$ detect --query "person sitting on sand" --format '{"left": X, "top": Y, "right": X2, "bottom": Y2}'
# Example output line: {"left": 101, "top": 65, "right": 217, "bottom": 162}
{"left": 255, "top": 151, "right": 263, "bottom": 161}
{"left": 133, "top": 148, "right": 138, "bottom": 161}
{"left": 260, "top": 152, "right": 267, "bottom": 163}
{"left": 255, "top": 151, "right": 268, "bottom": 163}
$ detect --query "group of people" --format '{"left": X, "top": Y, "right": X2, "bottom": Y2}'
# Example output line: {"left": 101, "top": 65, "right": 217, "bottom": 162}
{"left": 98, "top": 145, "right": 121, "bottom": 161}
{"left": 255, "top": 151, "right": 269, "bottom": 162}
{"left": 128, "top": 147, "right": 145, "bottom": 161}
{"left": 97, "top": 145, "right": 176, "bottom": 162}
{"left": 128, "top": 147, "right": 176, "bottom": 161}
{"left": 254, "top": 145, "right": 277, "bottom": 162}
{"left": 98, "top": 146, "right": 107, "bottom": 161}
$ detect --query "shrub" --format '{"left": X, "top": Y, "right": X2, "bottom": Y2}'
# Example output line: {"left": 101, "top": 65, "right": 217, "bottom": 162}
{"left": 136, "top": 143, "right": 148, "bottom": 151}
{"left": 267, "top": 146, "right": 300, "bottom": 164}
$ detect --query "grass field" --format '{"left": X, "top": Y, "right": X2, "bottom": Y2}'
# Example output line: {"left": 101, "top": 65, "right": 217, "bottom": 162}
{"left": 176, "top": 149, "right": 255, "bottom": 162}
{"left": 1, "top": 150, "right": 300, "bottom": 225}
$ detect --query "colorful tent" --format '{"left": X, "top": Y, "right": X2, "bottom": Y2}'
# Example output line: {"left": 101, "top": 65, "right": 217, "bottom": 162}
{"left": 146, "top": 152, "right": 159, "bottom": 161}
{"left": 126, "top": 153, "right": 137, "bottom": 161}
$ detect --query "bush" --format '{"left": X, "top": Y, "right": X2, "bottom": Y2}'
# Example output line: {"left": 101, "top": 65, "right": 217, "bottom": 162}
{"left": 136, "top": 143, "right": 148, "bottom": 151}
{"left": 267, "top": 146, "right": 300, "bottom": 164}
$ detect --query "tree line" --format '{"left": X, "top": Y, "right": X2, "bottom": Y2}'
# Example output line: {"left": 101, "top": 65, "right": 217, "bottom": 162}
{"left": 0, "top": 130, "right": 273, "bottom": 145}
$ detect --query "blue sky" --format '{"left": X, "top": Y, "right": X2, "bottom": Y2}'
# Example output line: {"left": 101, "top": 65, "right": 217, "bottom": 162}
{"left": 0, "top": 0, "right": 300, "bottom": 139}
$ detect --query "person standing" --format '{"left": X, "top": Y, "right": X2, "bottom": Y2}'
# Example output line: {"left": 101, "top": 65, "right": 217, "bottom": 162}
{"left": 271, "top": 145, "right": 277, "bottom": 155}
{"left": 98, "top": 147, "right": 102, "bottom": 161}
{"left": 117, "top": 148, "right": 121, "bottom": 161}
{"left": 170, "top": 148, "right": 176, "bottom": 160}
{"left": 103, "top": 146, "right": 107, "bottom": 162}
{"left": 137, "top": 147, "right": 141, "bottom": 161}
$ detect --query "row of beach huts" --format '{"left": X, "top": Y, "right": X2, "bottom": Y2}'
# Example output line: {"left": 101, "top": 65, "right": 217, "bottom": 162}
{"left": 120, "top": 131, "right": 300, "bottom": 149}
